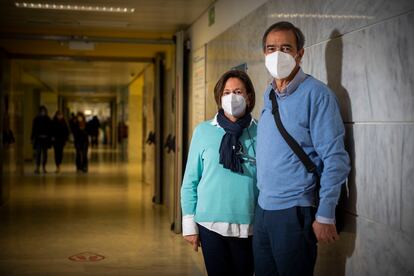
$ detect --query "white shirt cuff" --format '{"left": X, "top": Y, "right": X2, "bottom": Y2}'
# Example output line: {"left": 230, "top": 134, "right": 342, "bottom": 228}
{"left": 316, "top": 215, "right": 335, "bottom": 224}
{"left": 182, "top": 215, "right": 199, "bottom": 236}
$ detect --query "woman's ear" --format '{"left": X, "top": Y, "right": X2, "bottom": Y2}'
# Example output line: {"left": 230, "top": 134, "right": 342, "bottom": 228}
{"left": 245, "top": 96, "right": 250, "bottom": 111}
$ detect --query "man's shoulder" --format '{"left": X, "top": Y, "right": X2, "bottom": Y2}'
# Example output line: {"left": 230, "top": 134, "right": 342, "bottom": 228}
{"left": 302, "top": 75, "right": 335, "bottom": 100}
{"left": 303, "top": 75, "right": 329, "bottom": 91}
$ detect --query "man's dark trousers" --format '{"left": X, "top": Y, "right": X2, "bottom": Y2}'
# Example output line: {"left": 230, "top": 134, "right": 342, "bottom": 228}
{"left": 253, "top": 205, "right": 317, "bottom": 276}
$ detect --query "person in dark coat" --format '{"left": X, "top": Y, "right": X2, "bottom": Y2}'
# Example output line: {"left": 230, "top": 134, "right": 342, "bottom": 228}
{"left": 51, "top": 110, "right": 69, "bottom": 173}
{"left": 73, "top": 112, "right": 89, "bottom": 173}
{"left": 31, "top": 105, "right": 52, "bottom": 174}
{"left": 87, "top": 116, "right": 100, "bottom": 148}
{"left": 68, "top": 112, "right": 77, "bottom": 143}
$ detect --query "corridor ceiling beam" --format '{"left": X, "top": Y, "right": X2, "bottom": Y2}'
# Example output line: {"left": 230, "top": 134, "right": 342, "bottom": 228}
{"left": 0, "top": 33, "right": 175, "bottom": 45}
{"left": 8, "top": 53, "right": 154, "bottom": 63}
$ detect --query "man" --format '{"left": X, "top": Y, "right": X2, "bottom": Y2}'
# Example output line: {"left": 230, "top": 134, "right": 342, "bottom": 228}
{"left": 31, "top": 106, "right": 52, "bottom": 174}
{"left": 254, "top": 21, "right": 351, "bottom": 276}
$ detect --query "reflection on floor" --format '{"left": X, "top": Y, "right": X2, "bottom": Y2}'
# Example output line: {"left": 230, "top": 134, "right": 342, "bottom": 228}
{"left": 0, "top": 148, "right": 205, "bottom": 275}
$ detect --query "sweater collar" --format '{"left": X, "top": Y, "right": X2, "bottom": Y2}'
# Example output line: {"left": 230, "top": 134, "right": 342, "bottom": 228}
{"left": 271, "top": 67, "right": 307, "bottom": 99}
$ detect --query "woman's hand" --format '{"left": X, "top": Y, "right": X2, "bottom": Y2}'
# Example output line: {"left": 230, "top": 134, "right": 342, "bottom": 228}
{"left": 184, "top": 234, "right": 200, "bottom": 252}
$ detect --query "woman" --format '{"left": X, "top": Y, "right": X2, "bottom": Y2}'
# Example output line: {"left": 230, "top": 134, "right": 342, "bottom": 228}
{"left": 51, "top": 110, "right": 69, "bottom": 173}
{"left": 181, "top": 70, "right": 257, "bottom": 276}
{"left": 73, "top": 112, "right": 89, "bottom": 173}
{"left": 31, "top": 106, "right": 52, "bottom": 174}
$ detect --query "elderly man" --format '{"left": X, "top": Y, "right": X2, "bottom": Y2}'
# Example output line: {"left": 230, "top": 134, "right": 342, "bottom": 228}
{"left": 254, "top": 21, "right": 351, "bottom": 276}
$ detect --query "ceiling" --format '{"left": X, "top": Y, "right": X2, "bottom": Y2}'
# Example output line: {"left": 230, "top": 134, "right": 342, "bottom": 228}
{"left": 16, "top": 59, "right": 148, "bottom": 89}
{"left": 0, "top": 0, "right": 214, "bottom": 34}
{"left": 1, "top": 0, "right": 214, "bottom": 99}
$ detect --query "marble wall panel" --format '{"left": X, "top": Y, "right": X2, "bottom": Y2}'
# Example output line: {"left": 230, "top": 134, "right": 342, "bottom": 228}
{"left": 316, "top": 213, "right": 414, "bottom": 275}
{"left": 265, "top": 0, "right": 414, "bottom": 48}
{"left": 302, "top": 11, "right": 414, "bottom": 122}
{"left": 402, "top": 126, "right": 414, "bottom": 234}
{"left": 343, "top": 124, "right": 403, "bottom": 230}
{"left": 349, "top": 215, "right": 414, "bottom": 275}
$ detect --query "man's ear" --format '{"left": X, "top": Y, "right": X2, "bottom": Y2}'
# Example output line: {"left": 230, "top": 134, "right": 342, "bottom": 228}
{"left": 297, "top": 48, "right": 305, "bottom": 60}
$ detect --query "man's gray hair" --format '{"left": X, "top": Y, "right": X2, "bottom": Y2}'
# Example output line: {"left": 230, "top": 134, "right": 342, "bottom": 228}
{"left": 262, "top": 21, "right": 305, "bottom": 52}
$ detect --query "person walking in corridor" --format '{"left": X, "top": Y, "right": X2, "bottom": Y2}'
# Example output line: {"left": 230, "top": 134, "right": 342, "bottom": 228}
{"left": 87, "top": 115, "right": 100, "bottom": 148}
{"left": 51, "top": 110, "right": 69, "bottom": 173}
{"left": 253, "top": 21, "right": 351, "bottom": 276}
{"left": 73, "top": 112, "right": 89, "bottom": 173}
{"left": 31, "top": 105, "right": 52, "bottom": 174}
{"left": 181, "top": 70, "right": 258, "bottom": 276}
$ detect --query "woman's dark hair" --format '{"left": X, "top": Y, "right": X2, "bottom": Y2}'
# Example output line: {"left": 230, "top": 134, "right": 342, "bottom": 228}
{"left": 214, "top": 70, "right": 256, "bottom": 114}
{"left": 262, "top": 21, "right": 305, "bottom": 52}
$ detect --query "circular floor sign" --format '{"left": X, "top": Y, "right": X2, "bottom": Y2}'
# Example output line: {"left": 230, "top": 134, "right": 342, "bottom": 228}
{"left": 69, "top": 252, "right": 105, "bottom": 262}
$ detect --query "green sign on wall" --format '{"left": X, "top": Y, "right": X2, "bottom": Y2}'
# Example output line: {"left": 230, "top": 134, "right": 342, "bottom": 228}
{"left": 208, "top": 6, "right": 215, "bottom": 26}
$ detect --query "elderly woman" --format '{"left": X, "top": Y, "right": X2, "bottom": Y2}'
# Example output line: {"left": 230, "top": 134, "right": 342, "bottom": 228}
{"left": 181, "top": 70, "right": 258, "bottom": 276}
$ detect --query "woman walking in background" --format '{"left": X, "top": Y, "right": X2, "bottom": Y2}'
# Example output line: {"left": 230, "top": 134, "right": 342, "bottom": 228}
{"left": 31, "top": 105, "right": 52, "bottom": 174}
{"left": 181, "top": 70, "right": 258, "bottom": 276}
{"left": 51, "top": 110, "right": 69, "bottom": 173}
{"left": 73, "top": 112, "right": 89, "bottom": 173}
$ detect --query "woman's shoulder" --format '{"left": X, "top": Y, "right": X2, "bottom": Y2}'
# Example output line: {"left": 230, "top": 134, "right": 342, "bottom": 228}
{"left": 193, "top": 119, "right": 217, "bottom": 134}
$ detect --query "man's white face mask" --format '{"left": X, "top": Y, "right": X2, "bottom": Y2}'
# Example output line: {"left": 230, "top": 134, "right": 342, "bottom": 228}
{"left": 265, "top": 51, "right": 297, "bottom": 80}
{"left": 221, "top": 93, "right": 246, "bottom": 117}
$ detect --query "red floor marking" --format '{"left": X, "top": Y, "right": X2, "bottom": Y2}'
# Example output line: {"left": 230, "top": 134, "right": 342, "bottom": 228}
{"left": 68, "top": 252, "right": 105, "bottom": 262}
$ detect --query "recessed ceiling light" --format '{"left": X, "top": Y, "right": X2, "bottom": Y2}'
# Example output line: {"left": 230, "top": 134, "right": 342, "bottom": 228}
{"left": 268, "top": 13, "right": 374, "bottom": 20}
{"left": 14, "top": 2, "right": 135, "bottom": 13}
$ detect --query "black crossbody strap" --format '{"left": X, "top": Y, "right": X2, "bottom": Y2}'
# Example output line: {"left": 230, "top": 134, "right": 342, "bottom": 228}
{"left": 269, "top": 91, "right": 317, "bottom": 174}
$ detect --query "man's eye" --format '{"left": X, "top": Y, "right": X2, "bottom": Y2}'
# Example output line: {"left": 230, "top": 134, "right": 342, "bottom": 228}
{"left": 281, "top": 46, "right": 292, "bottom": 53}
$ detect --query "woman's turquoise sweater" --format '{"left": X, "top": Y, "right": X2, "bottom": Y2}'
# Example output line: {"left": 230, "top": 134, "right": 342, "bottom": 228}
{"left": 181, "top": 118, "right": 258, "bottom": 224}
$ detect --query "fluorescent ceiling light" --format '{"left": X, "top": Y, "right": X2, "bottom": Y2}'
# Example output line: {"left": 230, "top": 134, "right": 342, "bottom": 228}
{"left": 269, "top": 13, "right": 374, "bottom": 20}
{"left": 78, "top": 20, "right": 129, "bottom": 28}
{"left": 68, "top": 41, "right": 95, "bottom": 51}
{"left": 15, "top": 2, "right": 135, "bottom": 13}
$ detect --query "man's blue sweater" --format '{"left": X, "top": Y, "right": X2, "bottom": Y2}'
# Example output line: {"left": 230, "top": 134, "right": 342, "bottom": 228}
{"left": 257, "top": 69, "right": 350, "bottom": 221}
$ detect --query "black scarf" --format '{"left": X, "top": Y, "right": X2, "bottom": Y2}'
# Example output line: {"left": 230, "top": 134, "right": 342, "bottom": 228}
{"left": 217, "top": 109, "right": 252, "bottom": 173}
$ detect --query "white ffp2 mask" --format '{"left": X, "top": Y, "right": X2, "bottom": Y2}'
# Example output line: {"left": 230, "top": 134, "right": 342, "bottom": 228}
{"left": 221, "top": 94, "right": 246, "bottom": 117}
{"left": 265, "top": 51, "right": 296, "bottom": 79}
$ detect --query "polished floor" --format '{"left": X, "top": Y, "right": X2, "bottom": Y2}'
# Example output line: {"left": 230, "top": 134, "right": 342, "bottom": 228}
{"left": 0, "top": 148, "right": 205, "bottom": 276}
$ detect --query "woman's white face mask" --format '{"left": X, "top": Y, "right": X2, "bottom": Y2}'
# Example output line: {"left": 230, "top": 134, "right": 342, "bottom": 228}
{"left": 221, "top": 93, "right": 246, "bottom": 117}
{"left": 265, "top": 51, "right": 297, "bottom": 80}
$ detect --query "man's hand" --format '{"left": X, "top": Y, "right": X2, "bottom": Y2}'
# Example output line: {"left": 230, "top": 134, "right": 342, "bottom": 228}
{"left": 184, "top": 234, "right": 200, "bottom": 252}
{"left": 312, "top": 221, "right": 339, "bottom": 244}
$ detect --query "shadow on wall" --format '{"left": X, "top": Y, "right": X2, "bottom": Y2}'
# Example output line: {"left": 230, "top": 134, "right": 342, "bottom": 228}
{"left": 315, "top": 29, "right": 357, "bottom": 276}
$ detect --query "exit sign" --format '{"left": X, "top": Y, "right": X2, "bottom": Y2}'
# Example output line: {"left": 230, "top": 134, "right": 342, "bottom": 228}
{"left": 209, "top": 6, "right": 215, "bottom": 26}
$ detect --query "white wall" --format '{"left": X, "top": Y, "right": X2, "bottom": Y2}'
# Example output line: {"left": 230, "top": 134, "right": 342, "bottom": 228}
{"left": 187, "top": 0, "right": 267, "bottom": 50}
